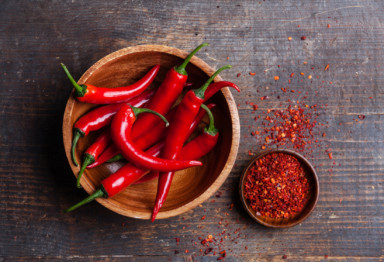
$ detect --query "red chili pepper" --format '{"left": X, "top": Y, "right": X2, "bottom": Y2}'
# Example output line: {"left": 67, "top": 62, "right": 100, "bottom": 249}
{"left": 152, "top": 65, "right": 232, "bottom": 221}
{"left": 111, "top": 104, "right": 202, "bottom": 171}
{"left": 64, "top": 140, "right": 164, "bottom": 213}
{"left": 136, "top": 104, "right": 219, "bottom": 184}
{"left": 87, "top": 107, "right": 177, "bottom": 168}
{"left": 204, "top": 81, "right": 240, "bottom": 100}
{"left": 76, "top": 129, "right": 111, "bottom": 188}
{"left": 87, "top": 80, "right": 236, "bottom": 168}
{"left": 130, "top": 43, "right": 209, "bottom": 140}
{"left": 90, "top": 103, "right": 215, "bottom": 167}
{"left": 61, "top": 63, "right": 159, "bottom": 104}
{"left": 70, "top": 89, "right": 154, "bottom": 166}
{"left": 63, "top": 105, "right": 216, "bottom": 213}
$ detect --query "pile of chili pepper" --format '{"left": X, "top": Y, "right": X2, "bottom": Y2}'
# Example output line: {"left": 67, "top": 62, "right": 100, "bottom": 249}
{"left": 62, "top": 43, "right": 240, "bottom": 218}
{"left": 243, "top": 152, "right": 310, "bottom": 219}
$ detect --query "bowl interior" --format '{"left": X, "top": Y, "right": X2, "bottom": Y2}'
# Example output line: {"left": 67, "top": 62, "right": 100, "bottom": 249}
{"left": 239, "top": 150, "right": 319, "bottom": 228}
{"left": 63, "top": 45, "right": 239, "bottom": 219}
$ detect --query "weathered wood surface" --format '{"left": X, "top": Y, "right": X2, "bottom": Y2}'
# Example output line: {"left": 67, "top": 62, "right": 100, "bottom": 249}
{"left": 0, "top": 0, "right": 383, "bottom": 261}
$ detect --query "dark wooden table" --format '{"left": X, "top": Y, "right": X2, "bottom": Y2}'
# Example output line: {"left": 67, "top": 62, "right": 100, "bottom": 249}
{"left": 1, "top": 1, "right": 383, "bottom": 261}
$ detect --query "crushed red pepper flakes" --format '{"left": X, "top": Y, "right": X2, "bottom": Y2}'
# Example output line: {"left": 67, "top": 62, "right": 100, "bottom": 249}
{"left": 244, "top": 153, "right": 311, "bottom": 219}
{"left": 290, "top": 73, "right": 295, "bottom": 78}
{"left": 201, "top": 215, "right": 206, "bottom": 220}
{"left": 358, "top": 115, "right": 366, "bottom": 120}
{"left": 204, "top": 248, "right": 213, "bottom": 254}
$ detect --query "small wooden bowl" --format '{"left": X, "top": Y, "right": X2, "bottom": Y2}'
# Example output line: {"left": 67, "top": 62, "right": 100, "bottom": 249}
{"left": 63, "top": 45, "right": 240, "bottom": 219}
{"left": 239, "top": 149, "right": 319, "bottom": 228}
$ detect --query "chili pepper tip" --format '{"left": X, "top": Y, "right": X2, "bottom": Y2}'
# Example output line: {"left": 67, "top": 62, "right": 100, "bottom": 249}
{"left": 61, "top": 63, "right": 87, "bottom": 97}
{"left": 174, "top": 43, "right": 209, "bottom": 75}
{"left": 71, "top": 130, "right": 83, "bottom": 167}
{"left": 76, "top": 154, "right": 95, "bottom": 188}
{"left": 64, "top": 188, "right": 105, "bottom": 213}
{"left": 201, "top": 104, "right": 218, "bottom": 136}
{"left": 131, "top": 106, "right": 169, "bottom": 127}
{"left": 194, "top": 65, "right": 232, "bottom": 99}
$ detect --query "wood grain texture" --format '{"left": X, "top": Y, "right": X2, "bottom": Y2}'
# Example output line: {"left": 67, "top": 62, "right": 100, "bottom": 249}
{"left": 1, "top": 0, "right": 383, "bottom": 261}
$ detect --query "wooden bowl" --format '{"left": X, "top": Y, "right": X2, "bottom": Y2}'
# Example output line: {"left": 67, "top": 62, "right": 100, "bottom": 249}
{"left": 239, "top": 149, "right": 319, "bottom": 228}
{"left": 63, "top": 45, "right": 240, "bottom": 219}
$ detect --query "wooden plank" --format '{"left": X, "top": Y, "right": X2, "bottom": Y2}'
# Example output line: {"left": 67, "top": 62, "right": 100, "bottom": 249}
{"left": 0, "top": 0, "right": 383, "bottom": 261}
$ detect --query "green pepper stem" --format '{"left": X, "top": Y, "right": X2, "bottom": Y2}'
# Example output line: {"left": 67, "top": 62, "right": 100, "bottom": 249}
{"left": 131, "top": 106, "right": 169, "bottom": 127}
{"left": 193, "top": 65, "right": 232, "bottom": 99}
{"left": 174, "top": 43, "right": 209, "bottom": 75}
{"left": 200, "top": 104, "right": 218, "bottom": 136}
{"left": 61, "top": 63, "right": 87, "bottom": 97}
{"left": 107, "top": 154, "right": 124, "bottom": 163}
{"left": 76, "top": 154, "right": 95, "bottom": 188}
{"left": 71, "top": 130, "right": 83, "bottom": 167}
{"left": 64, "top": 188, "right": 106, "bottom": 213}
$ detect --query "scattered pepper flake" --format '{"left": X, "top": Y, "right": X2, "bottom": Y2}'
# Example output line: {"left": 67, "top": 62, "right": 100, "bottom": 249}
{"left": 201, "top": 215, "right": 206, "bottom": 220}
{"left": 308, "top": 75, "right": 312, "bottom": 79}
{"left": 300, "top": 72, "right": 305, "bottom": 76}
{"left": 288, "top": 36, "right": 292, "bottom": 41}
{"left": 358, "top": 115, "right": 366, "bottom": 120}
{"left": 253, "top": 104, "right": 258, "bottom": 110}
{"left": 301, "top": 36, "right": 306, "bottom": 40}
{"left": 249, "top": 72, "right": 256, "bottom": 76}
{"left": 327, "top": 24, "right": 331, "bottom": 28}
{"left": 290, "top": 73, "right": 295, "bottom": 78}
{"left": 328, "top": 152, "right": 333, "bottom": 160}
{"left": 324, "top": 64, "right": 330, "bottom": 71}
{"left": 274, "top": 76, "right": 280, "bottom": 81}
{"left": 283, "top": 255, "right": 288, "bottom": 259}
{"left": 237, "top": 73, "right": 241, "bottom": 77}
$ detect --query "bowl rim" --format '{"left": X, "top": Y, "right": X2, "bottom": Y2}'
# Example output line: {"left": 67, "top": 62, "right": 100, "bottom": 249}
{"left": 239, "top": 149, "right": 319, "bottom": 228}
{"left": 62, "top": 44, "right": 240, "bottom": 219}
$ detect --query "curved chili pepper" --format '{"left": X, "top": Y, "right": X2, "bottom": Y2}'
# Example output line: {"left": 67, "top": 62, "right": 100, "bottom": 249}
{"left": 63, "top": 104, "right": 216, "bottom": 213}
{"left": 111, "top": 104, "right": 202, "bottom": 172}
{"left": 152, "top": 65, "right": 232, "bottom": 221}
{"left": 76, "top": 129, "right": 111, "bottom": 188}
{"left": 130, "top": 43, "right": 208, "bottom": 140}
{"left": 70, "top": 89, "right": 154, "bottom": 166}
{"left": 136, "top": 104, "right": 219, "bottom": 184}
{"left": 93, "top": 103, "right": 216, "bottom": 166}
{"left": 87, "top": 107, "right": 177, "bottom": 168}
{"left": 61, "top": 63, "right": 159, "bottom": 104}
{"left": 204, "top": 81, "right": 240, "bottom": 101}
